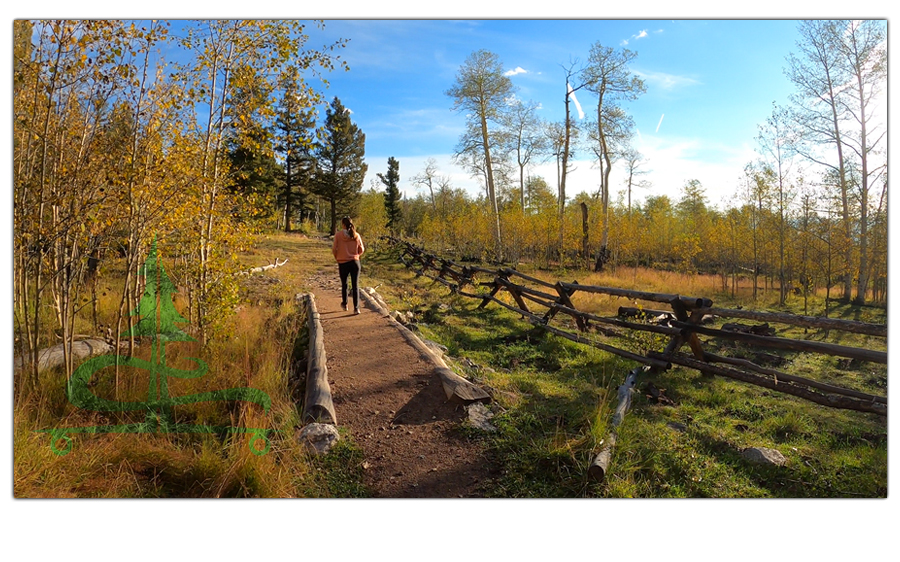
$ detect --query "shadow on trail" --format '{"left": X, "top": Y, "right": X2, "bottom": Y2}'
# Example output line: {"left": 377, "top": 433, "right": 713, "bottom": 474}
{"left": 390, "top": 375, "right": 466, "bottom": 426}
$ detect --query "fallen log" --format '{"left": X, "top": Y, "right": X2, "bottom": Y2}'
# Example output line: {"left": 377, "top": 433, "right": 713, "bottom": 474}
{"left": 299, "top": 293, "right": 337, "bottom": 425}
{"left": 362, "top": 287, "right": 390, "bottom": 313}
{"left": 589, "top": 366, "right": 647, "bottom": 482}
{"left": 14, "top": 339, "right": 115, "bottom": 375}
{"left": 360, "top": 287, "right": 490, "bottom": 405}
{"left": 617, "top": 306, "right": 674, "bottom": 320}
{"left": 722, "top": 322, "right": 776, "bottom": 336}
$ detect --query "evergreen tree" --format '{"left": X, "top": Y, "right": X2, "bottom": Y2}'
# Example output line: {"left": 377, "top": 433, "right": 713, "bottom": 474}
{"left": 311, "top": 97, "right": 367, "bottom": 234}
{"left": 379, "top": 156, "right": 402, "bottom": 235}
{"left": 226, "top": 134, "right": 284, "bottom": 226}
{"left": 274, "top": 66, "right": 319, "bottom": 231}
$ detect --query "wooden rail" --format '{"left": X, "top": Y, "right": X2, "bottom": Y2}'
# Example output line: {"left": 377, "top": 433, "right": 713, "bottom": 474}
{"left": 384, "top": 237, "right": 886, "bottom": 417}
{"left": 384, "top": 237, "right": 887, "bottom": 482}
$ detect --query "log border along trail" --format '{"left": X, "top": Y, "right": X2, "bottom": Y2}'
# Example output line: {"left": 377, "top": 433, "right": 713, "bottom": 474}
{"left": 304, "top": 238, "right": 494, "bottom": 497}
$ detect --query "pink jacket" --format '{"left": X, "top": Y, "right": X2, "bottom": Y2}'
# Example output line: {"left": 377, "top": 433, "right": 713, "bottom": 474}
{"left": 332, "top": 229, "right": 365, "bottom": 263}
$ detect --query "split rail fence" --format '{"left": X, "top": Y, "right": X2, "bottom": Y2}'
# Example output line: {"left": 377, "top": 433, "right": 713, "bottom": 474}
{"left": 385, "top": 237, "right": 886, "bottom": 418}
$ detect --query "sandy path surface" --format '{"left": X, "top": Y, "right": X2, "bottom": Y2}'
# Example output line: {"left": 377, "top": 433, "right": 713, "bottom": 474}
{"left": 307, "top": 268, "right": 494, "bottom": 497}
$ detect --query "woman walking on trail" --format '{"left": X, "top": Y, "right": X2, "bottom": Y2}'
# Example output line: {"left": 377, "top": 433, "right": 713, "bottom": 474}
{"left": 332, "top": 216, "right": 365, "bottom": 314}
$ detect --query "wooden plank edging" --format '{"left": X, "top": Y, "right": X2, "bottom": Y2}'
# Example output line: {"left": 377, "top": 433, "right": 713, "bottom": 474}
{"left": 360, "top": 287, "right": 490, "bottom": 405}
{"left": 298, "top": 293, "right": 337, "bottom": 425}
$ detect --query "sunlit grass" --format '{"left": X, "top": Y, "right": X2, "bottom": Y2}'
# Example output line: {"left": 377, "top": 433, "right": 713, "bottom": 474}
{"left": 360, "top": 243, "right": 887, "bottom": 498}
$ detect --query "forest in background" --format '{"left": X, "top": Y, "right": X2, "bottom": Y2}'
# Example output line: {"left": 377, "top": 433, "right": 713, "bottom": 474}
{"left": 359, "top": 21, "right": 886, "bottom": 318}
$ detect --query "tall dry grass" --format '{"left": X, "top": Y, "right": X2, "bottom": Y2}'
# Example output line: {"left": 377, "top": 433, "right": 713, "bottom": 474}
{"left": 14, "top": 233, "right": 336, "bottom": 498}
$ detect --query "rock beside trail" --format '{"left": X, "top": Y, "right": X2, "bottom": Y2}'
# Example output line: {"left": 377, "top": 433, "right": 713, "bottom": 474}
{"left": 391, "top": 310, "right": 415, "bottom": 325}
{"left": 467, "top": 403, "right": 497, "bottom": 433}
{"left": 742, "top": 446, "right": 787, "bottom": 467}
{"left": 297, "top": 423, "right": 340, "bottom": 455}
{"left": 422, "top": 339, "right": 449, "bottom": 355}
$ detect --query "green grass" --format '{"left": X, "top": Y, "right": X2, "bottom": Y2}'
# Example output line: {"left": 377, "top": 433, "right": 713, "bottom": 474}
{"left": 311, "top": 430, "right": 371, "bottom": 498}
{"left": 361, "top": 243, "right": 887, "bottom": 498}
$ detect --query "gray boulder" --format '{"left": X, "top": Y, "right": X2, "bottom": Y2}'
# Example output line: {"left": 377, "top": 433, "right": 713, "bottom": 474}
{"left": 742, "top": 446, "right": 787, "bottom": 467}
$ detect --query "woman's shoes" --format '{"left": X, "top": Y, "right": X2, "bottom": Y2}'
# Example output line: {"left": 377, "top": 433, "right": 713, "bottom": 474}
{"left": 354, "top": 308, "right": 360, "bottom": 315}
{"left": 341, "top": 303, "right": 348, "bottom": 311}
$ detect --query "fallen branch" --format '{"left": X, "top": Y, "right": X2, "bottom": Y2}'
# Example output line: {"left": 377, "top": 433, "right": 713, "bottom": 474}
{"left": 589, "top": 366, "right": 647, "bottom": 482}
{"left": 242, "top": 258, "right": 288, "bottom": 275}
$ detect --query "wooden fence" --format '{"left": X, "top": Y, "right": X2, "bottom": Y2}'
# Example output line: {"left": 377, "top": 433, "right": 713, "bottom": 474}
{"left": 385, "top": 237, "right": 887, "bottom": 418}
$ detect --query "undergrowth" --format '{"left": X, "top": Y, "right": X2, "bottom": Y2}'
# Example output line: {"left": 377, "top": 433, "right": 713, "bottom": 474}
{"left": 14, "top": 233, "right": 363, "bottom": 498}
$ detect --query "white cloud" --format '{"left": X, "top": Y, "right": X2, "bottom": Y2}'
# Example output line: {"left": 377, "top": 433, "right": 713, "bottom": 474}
{"left": 623, "top": 29, "right": 650, "bottom": 45}
{"left": 635, "top": 70, "right": 701, "bottom": 91}
{"left": 504, "top": 66, "right": 528, "bottom": 76}
{"left": 632, "top": 134, "right": 757, "bottom": 207}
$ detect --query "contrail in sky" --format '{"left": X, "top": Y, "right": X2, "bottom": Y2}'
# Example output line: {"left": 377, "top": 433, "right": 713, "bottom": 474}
{"left": 567, "top": 83, "right": 585, "bottom": 120}
{"left": 655, "top": 114, "right": 665, "bottom": 133}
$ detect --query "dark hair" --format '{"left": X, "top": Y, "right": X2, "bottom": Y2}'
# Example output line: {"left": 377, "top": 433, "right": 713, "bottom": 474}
{"left": 342, "top": 216, "right": 356, "bottom": 238}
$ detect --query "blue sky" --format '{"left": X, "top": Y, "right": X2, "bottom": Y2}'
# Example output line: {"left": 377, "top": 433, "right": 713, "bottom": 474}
{"left": 302, "top": 19, "right": 815, "bottom": 208}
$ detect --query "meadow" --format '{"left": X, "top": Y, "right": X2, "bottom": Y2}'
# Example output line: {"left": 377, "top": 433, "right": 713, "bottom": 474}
{"left": 14, "top": 233, "right": 887, "bottom": 498}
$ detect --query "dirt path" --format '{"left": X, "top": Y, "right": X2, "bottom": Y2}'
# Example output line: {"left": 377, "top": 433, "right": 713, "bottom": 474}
{"left": 306, "top": 264, "right": 494, "bottom": 498}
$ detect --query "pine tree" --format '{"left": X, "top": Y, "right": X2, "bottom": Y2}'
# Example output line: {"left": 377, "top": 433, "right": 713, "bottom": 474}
{"left": 311, "top": 97, "right": 368, "bottom": 234}
{"left": 379, "top": 157, "right": 402, "bottom": 236}
{"left": 274, "top": 66, "right": 319, "bottom": 231}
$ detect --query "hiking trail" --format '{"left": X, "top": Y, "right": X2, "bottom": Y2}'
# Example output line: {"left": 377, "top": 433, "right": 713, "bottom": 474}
{"left": 305, "top": 247, "right": 494, "bottom": 497}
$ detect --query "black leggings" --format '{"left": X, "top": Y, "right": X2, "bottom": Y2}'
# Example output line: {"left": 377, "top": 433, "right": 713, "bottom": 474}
{"left": 338, "top": 259, "right": 361, "bottom": 309}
